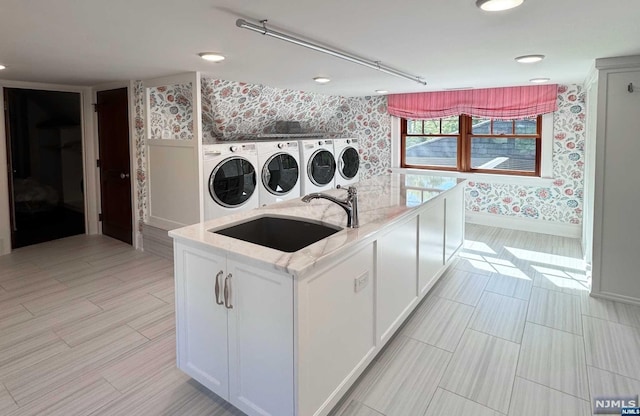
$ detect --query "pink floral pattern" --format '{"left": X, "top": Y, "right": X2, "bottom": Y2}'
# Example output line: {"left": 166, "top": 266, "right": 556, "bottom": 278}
{"left": 338, "top": 96, "right": 391, "bottom": 178}
{"left": 133, "top": 81, "right": 147, "bottom": 233}
{"left": 201, "top": 77, "right": 343, "bottom": 139}
{"left": 465, "top": 84, "right": 585, "bottom": 224}
{"left": 148, "top": 83, "right": 193, "bottom": 140}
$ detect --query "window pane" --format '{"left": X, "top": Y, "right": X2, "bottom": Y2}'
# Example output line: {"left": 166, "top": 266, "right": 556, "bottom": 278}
{"left": 405, "top": 136, "right": 458, "bottom": 168}
{"left": 422, "top": 119, "right": 440, "bottom": 134}
{"left": 407, "top": 120, "right": 423, "bottom": 134}
{"left": 493, "top": 120, "right": 513, "bottom": 134}
{"left": 515, "top": 118, "right": 538, "bottom": 134}
{"left": 470, "top": 137, "right": 536, "bottom": 172}
{"left": 472, "top": 117, "right": 491, "bottom": 134}
{"left": 441, "top": 117, "right": 459, "bottom": 134}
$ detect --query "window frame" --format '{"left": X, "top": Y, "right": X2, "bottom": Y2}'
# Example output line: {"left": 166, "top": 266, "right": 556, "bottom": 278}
{"left": 401, "top": 115, "right": 542, "bottom": 177}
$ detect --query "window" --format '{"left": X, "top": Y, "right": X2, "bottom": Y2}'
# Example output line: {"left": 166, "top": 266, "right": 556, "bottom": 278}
{"left": 401, "top": 115, "right": 542, "bottom": 176}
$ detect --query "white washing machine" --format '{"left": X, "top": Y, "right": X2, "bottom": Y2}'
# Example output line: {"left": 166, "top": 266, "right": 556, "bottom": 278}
{"left": 334, "top": 138, "right": 360, "bottom": 187}
{"left": 256, "top": 140, "right": 301, "bottom": 206}
{"left": 298, "top": 139, "right": 336, "bottom": 195}
{"left": 203, "top": 143, "right": 259, "bottom": 221}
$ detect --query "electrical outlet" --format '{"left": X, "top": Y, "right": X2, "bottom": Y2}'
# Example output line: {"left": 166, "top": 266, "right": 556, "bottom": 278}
{"left": 354, "top": 273, "right": 369, "bottom": 293}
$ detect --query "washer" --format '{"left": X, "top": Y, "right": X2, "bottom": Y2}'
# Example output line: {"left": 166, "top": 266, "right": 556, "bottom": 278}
{"left": 298, "top": 139, "right": 336, "bottom": 194}
{"left": 203, "top": 143, "right": 259, "bottom": 221}
{"left": 333, "top": 137, "right": 360, "bottom": 187}
{"left": 256, "top": 140, "right": 301, "bottom": 206}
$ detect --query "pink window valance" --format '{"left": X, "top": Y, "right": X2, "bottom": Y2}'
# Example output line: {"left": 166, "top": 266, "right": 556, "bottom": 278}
{"left": 387, "top": 84, "right": 558, "bottom": 120}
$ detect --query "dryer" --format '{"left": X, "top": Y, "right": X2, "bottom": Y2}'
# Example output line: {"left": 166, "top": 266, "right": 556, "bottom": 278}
{"left": 334, "top": 137, "right": 360, "bottom": 187}
{"left": 203, "top": 143, "right": 259, "bottom": 221}
{"left": 298, "top": 139, "right": 336, "bottom": 195}
{"left": 256, "top": 140, "right": 301, "bottom": 206}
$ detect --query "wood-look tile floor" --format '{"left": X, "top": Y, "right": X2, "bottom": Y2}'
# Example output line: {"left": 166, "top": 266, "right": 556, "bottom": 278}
{"left": 0, "top": 226, "right": 638, "bottom": 415}
{"left": 331, "top": 224, "right": 640, "bottom": 416}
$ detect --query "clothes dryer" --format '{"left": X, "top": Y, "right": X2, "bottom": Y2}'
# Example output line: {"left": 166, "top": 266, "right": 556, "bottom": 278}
{"left": 203, "top": 143, "right": 259, "bottom": 221}
{"left": 256, "top": 140, "right": 301, "bottom": 206}
{"left": 333, "top": 138, "right": 360, "bottom": 187}
{"left": 298, "top": 139, "right": 336, "bottom": 195}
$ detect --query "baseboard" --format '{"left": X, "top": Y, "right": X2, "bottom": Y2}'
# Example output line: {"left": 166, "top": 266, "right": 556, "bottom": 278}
{"left": 465, "top": 211, "right": 582, "bottom": 238}
{"left": 590, "top": 290, "right": 640, "bottom": 307}
{"left": 142, "top": 222, "right": 174, "bottom": 261}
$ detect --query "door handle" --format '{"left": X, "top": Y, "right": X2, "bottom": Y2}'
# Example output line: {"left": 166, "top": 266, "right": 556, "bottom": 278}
{"left": 223, "top": 273, "right": 233, "bottom": 309}
{"left": 214, "top": 270, "right": 224, "bottom": 305}
{"left": 120, "top": 172, "right": 130, "bottom": 179}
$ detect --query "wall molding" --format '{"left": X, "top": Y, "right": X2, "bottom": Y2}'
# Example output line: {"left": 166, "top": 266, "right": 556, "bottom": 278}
{"left": 590, "top": 290, "right": 640, "bottom": 307}
{"left": 466, "top": 211, "right": 582, "bottom": 238}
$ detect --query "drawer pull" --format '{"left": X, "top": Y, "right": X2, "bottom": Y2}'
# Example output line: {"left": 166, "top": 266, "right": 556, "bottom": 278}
{"left": 214, "top": 271, "right": 224, "bottom": 305}
{"left": 224, "top": 274, "right": 233, "bottom": 309}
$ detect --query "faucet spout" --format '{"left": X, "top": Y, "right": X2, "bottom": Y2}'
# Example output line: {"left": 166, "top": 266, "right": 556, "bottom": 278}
{"left": 302, "top": 186, "right": 359, "bottom": 228}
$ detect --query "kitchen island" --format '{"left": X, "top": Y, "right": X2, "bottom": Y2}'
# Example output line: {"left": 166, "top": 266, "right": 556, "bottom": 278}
{"left": 169, "top": 173, "right": 465, "bottom": 416}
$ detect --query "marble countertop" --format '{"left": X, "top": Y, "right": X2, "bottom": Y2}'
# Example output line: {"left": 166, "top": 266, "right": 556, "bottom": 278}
{"left": 169, "top": 173, "right": 464, "bottom": 279}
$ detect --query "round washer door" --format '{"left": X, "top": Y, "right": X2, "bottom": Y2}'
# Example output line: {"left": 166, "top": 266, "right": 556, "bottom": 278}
{"left": 339, "top": 147, "right": 360, "bottom": 180}
{"left": 308, "top": 149, "right": 336, "bottom": 186}
{"left": 262, "top": 153, "right": 299, "bottom": 196}
{"left": 209, "top": 156, "right": 257, "bottom": 208}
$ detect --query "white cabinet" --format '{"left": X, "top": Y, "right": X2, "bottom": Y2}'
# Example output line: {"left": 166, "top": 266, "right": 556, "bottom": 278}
{"left": 174, "top": 242, "right": 294, "bottom": 416}
{"left": 175, "top": 247, "right": 228, "bottom": 396}
{"left": 376, "top": 216, "right": 418, "bottom": 343}
{"left": 419, "top": 198, "right": 445, "bottom": 296}
{"left": 296, "top": 244, "right": 375, "bottom": 416}
{"left": 445, "top": 185, "right": 464, "bottom": 263}
{"left": 589, "top": 56, "right": 640, "bottom": 304}
{"left": 172, "top": 182, "right": 466, "bottom": 416}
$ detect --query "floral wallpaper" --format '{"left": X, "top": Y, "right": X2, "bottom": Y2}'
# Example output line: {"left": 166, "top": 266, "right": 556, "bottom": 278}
{"left": 201, "top": 77, "right": 344, "bottom": 140}
{"left": 338, "top": 96, "right": 391, "bottom": 178}
{"left": 201, "top": 76, "right": 391, "bottom": 178}
{"left": 465, "top": 84, "right": 585, "bottom": 224}
{"left": 133, "top": 81, "right": 147, "bottom": 234}
{"left": 148, "top": 83, "right": 193, "bottom": 140}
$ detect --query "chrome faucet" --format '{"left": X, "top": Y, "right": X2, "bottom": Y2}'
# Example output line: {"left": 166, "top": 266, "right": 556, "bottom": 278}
{"left": 302, "top": 186, "right": 359, "bottom": 228}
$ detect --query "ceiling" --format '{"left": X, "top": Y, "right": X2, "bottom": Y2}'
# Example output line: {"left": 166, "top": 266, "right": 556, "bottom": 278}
{"left": 1, "top": 0, "right": 639, "bottom": 96}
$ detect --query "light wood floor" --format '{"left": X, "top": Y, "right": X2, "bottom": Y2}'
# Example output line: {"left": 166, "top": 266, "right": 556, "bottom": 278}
{"left": 0, "top": 226, "right": 639, "bottom": 415}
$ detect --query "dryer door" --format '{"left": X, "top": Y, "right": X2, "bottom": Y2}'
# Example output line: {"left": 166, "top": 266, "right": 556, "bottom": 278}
{"left": 262, "top": 153, "right": 299, "bottom": 196}
{"left": 308, "top": 150, "right": 336, "bottom": 186}
{"left": 338, "top": 147, "right": 360, "bottom": 180}
{"left": 209, "top": 156, "right": 257, "bottom": 208}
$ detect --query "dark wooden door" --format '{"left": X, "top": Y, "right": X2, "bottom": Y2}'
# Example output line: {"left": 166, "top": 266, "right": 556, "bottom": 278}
{"left": 97, "top": 88, "right": 132, "bottom": 244}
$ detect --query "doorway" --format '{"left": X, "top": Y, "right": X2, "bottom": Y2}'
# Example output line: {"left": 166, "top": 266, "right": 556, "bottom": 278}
{"left": 4, "top": 88, "right": 85, "bottom": 248}
{"left": 96, "top": 88, "right": 133, "bottom": 245}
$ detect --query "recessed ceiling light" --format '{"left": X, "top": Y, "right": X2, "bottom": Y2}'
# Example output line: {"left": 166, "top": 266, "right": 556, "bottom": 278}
{"left": 515, "top": 54, "right": 545, "bottom": 63}
{"left": 530, "top": 77, "right": 551, "bottom": 83}
{"left": 0, "top": 64, "right": 6, "bottom": 70}
{"left": 313, "top": 77, "right": 331, "bottom": 84}
{"left": 476, "top": 0, "right": 524, "bottom": 11}
{"left": 198, "top": 52, "right": 225, "bottom": 62}
{"left": 375, "top": 90, "right": 389, "bottom": 94}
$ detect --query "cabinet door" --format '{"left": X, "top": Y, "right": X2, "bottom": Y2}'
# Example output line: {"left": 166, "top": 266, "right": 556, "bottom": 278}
{"left": 595, "top": 69, "right": 640, "bottom": 299}
{"left": 227, "top": 260, "right": 294, "bottom": 416}
{"left": 175, "top": 244, "right": 229, "bottom": 398}
{"left": 376, "top": 216, "right": 418, "bottom": 343}
{"left": 298, "top": 244, "right": 375, "bottom": 416}
{"left": 419, "top": 198, "right": 445, "bottom": 296}
{"left": 445, "top": 185, "right": 465, "bottom": 262}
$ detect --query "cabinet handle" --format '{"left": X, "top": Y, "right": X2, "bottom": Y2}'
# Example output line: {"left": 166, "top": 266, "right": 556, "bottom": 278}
{"left": 214, "top": 270, "right": 224, "bottom": 305}
{"left": 224, "top": 273, "right": 233, "bottom": 309}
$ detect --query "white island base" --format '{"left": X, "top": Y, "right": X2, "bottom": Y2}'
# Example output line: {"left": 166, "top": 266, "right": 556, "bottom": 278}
{"left": 170, "top": 174, "right": 465, "bottom": 416}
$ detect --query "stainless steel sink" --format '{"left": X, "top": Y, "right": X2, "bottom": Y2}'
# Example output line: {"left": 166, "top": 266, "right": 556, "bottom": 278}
{"left": 211, "top": 216, "right": 342, "bottom": 252}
